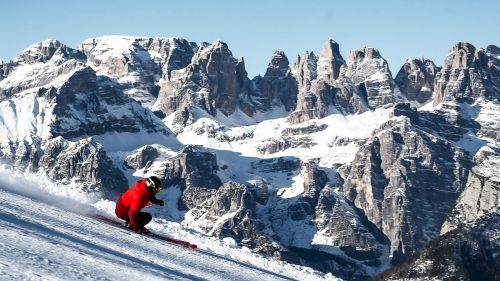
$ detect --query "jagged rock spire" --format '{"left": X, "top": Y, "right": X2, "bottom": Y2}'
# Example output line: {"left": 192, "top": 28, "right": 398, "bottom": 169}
{"left": 317, "top": 39, "right": 346, "bottom": 82}
{"left": 433, "top": 42, "right": 500, "bottom": 105}
{"left": 395, "top": 57, "right": 440, "bottom": 104}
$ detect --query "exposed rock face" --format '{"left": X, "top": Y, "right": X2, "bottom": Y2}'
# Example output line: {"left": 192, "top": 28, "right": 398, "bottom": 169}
{"left": 281, "top": 123, "right": 327, "bottom": 136}
{"left": 0, "top": 41, "right": 86, "bottom": 99}
{"left": 256, "top": 136, "right": 317, "bottom": 154}
{"left": 51, "top": 67, "right": 168, "bottom": 139}
{"left": 164, "top": 145, "right": 222, "bottom": 189}
{"left": 183, "top": 159, "right": 391, "bottom": 279}
{"left": 395, "top": 58, "right": 440, "bottom": 104}
{"left": 343, "top": 113, "right": 471, "bottom": 261}
{"left": 39, "top": 137, "right": 128, "bottom": 199}
{"left": 288, "top": 80, "right": 337, "bottom": 123}
{"left": 0, "top": 61, "right": 6, "bottom": 81}
{"left": 268, "top": 162, "right": 389, "bottom": 280}
{"left": 185, "top": 181, "right": 270, "bottom": 249}
{"left": 21, "top": 39, "right": 87, "bottom": 65}
{"left": 164, "top": 145, "right": 222, "bottom": 209}
{"left": 346, "top": 47, "right": 399, "bottom": 109}
{"left": 392, "top": 102, "right": 479, "bottom": 142}
{"left": 251, "top": 157, "right": 300, "bottom": 173}
{"left": 81, "top": 36, "right": 196, "bottom": 106}
{"left": 290, "top": 42, "right": 396, "bottom": 124}
{"left": 316, "top": 40, "right": 346, "bottom": 83}
{"left": 374, "top": 212, "right": 500, "bottom": 281}
{"left": 124, "top": 145, "right": 159, "bottom": 170}
{"left": 289, "top": 55, "right": 367, "bottom": 123}
{"left": 441, "top": 153, "right": 500, "bottom": 234}
{"left": 315, "top": 187, "right": 390, "bottom": 259}
{"left": 329, "top": 70, "right": 369, "bottom": 114}
{"left": 434, "top": 43, "right": 500, "bottom": 105}
{"left": 155, "top": 41, "right": 245, "bottom": 124}
{"left": 475, "top": 101, "right": 500, "bottom": 144}
{"left": 292, "top": 51, "right": 318, "bottom": 94}
{"left": 246, "top": 51, "right": 299, "bottom": 113}
{"left": 0, "top": 136, "right": 128, "bottom": 200}
{"left": 301, "top": 161, "right": 328, "bottom": 204}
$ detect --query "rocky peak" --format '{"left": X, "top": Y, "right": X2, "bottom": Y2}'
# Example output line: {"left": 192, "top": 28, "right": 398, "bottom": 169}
{"left": 135, "top": 37, "right": 195, "bottom": 79}
{"left": 81, "top": 36, "right": 196, "bottom": 106}
{"left": 20, "top": 39, "right": 60, "bottom": 63}
{"left": 316, "top": 39, "right": 346, "bottom": 83}
{"left": 433, "top": 42, "right": 500, "bottom": 105}
{"left": 348, "top": 47, "right": 382, "bottom": 64}
{"left": 167, "top": 145, "right": 222, "bottom": 190}
{"left": 154, "top": 40, "right": 244, "bottom": 124}
{"left": 486, "top": 44, "right": 500, "bottom": 58}
{"left": 395, "top": 57, "right": 440, "bottom": 104}
{"left": 347, "top": 47, "right": 388, "bottom": 83}
{"left": 444, "top": 42, "right": 477, "bottom": 70}
{"left": 264, "top": 50, "right": 290, "bottom": 77}
{"left": 291, "top": 51, "right": 318, "bottom": 94}
{"left": 16, "top": 39, "right": 86, "bottom": 66}
{"left": 345, "top": 46, "right": 398, "bottom": 109}
{"left": 242, "top": 51, "right": 298, "bottom": 114}
{"left": 236, "top": 57, "right": 249, "bottom": 85}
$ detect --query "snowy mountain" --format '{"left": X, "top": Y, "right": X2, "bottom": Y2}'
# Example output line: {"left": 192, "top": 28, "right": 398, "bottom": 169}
{"left": 0, "top": 36, "right": 499, "bottom": 280}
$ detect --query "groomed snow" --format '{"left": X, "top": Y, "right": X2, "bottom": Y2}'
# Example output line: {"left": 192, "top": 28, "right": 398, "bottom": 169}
{"left": 0, "top": 165, "right": 340, "bottom": 281}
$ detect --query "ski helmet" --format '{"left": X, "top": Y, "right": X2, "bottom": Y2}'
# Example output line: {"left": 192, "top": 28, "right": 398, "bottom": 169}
{"left": 146, "top": 176, "right": 162, "bottom": 193}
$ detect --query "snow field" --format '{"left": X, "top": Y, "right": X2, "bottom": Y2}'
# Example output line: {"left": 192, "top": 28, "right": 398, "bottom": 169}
{"left": 0, "top": 165, "right": 339, "bottom": 280}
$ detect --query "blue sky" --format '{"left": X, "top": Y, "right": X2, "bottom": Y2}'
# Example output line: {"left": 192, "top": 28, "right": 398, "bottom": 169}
{"left": 1, "top": 0, "right": 499, "bottom": 77}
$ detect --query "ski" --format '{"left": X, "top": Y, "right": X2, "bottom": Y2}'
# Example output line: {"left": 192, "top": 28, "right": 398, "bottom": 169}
{"left": 93, "top": 214, "right": 198, "bottom": 250}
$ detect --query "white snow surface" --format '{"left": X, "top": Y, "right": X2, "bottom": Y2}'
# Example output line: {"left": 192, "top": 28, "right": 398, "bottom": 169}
{"left": 173, "top": 107, "right": 392, "bottom": 169}
{"left": 0, "top": 165, "right": 339, "bottom": 281}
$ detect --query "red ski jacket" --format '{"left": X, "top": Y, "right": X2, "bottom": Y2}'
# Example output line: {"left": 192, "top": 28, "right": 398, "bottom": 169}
{"left": 115, "top": 179, "right": 161, "bottom": 230}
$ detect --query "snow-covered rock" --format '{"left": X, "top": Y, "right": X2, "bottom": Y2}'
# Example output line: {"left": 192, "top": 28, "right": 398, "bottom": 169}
{"left": 154, "top": 40, "right": 247, "bottom": 126}
{"left": 81, "top": 36, "right": 196, "bottom": 106}
{"left": 434, "top": 42, "right": 500, "bottom": 105}
{"left": 343, "top": 108, "right": 471, "bottom": 261}
{"left": 441, "top": 153, "right": 500, "bottom": 234}
{"left": 0, "top": 39, "right": 180, "bottom": 199}
{"left": 346, "top": 47, "right": 400, "bottom": 109}
{"left": 1, "top": 37, "right": 499, "bottom": 280}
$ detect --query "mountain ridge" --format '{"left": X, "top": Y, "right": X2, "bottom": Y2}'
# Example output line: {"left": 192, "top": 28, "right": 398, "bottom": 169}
{"left": 1, "top": 36, "right": 498, "bottom": 280}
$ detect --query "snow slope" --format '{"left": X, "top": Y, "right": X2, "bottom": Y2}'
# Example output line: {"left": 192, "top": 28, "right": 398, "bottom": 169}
{"left": 0, "top": 166, "right": 338, "bottom": 281}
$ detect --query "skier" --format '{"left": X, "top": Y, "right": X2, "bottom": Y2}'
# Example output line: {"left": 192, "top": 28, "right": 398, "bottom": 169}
{"left": 115, "top": 176, "right": 165, "bottom": 234}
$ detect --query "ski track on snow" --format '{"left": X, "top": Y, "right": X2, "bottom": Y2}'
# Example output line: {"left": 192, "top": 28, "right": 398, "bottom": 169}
{"left": 0, "top": 188, "right": 296, "bottom": 281}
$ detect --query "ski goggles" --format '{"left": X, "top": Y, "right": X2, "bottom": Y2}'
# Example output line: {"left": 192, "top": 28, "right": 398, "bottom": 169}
{"left": 146, "top": 178, "right": 162, "bottom": 193}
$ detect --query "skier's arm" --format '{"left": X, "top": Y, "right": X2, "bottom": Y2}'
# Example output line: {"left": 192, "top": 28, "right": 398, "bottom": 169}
{"left": 150, "top": 195, "right": 164, "bottom": 206}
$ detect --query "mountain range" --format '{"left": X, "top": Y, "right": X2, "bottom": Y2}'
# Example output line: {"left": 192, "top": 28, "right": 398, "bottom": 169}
{"left": 0, "top": 36, "right": 498, "bottom": 280}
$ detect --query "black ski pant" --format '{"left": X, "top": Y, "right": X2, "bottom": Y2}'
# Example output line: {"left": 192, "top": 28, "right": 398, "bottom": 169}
{"left": 126, "top": 212, "right": 152, "bottom": 229}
